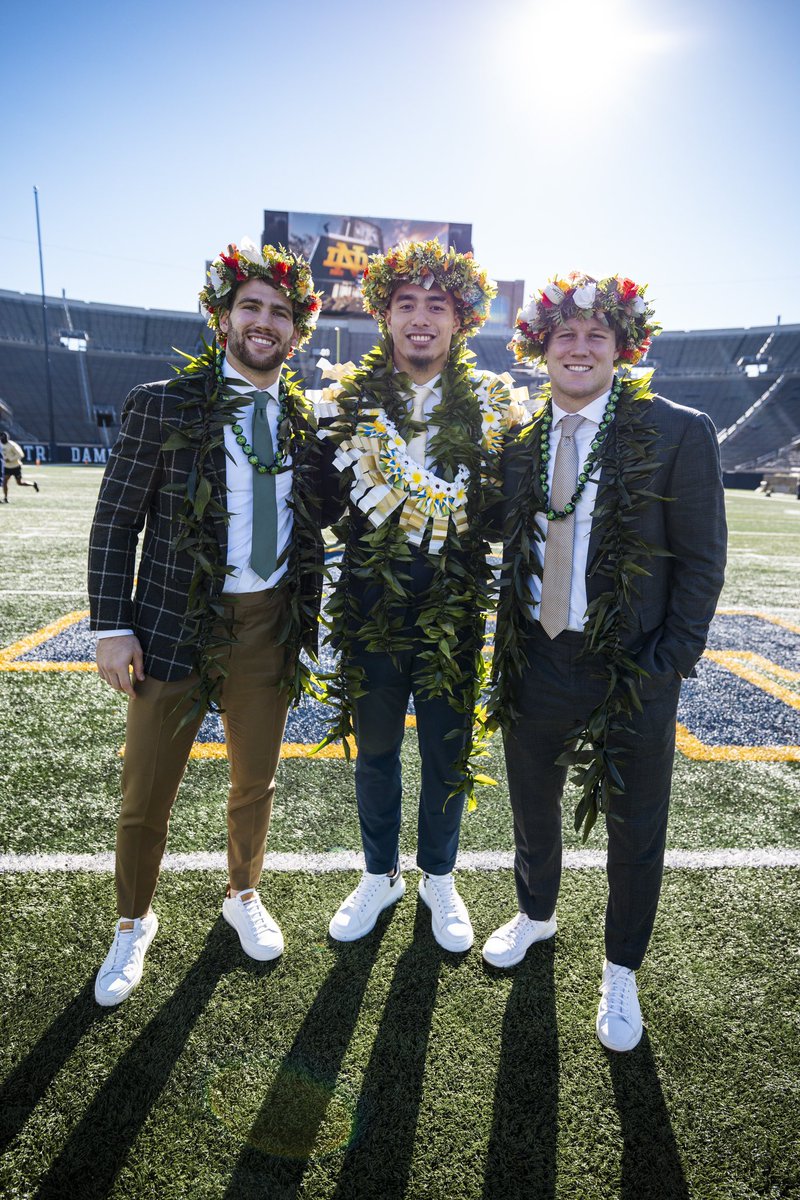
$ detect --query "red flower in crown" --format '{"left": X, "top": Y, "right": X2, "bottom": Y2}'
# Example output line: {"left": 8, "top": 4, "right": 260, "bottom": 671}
{"left": 540, "top": 293, "right": 554, "bottom": 309}
{"left": 273, "top": 261, "right": 289, "bottom": 277}
{"left": 220, "top": 252, "right": 247, "bottom": 281}
{"left": 618, "top": 278, "right": 639, "bottom": 302}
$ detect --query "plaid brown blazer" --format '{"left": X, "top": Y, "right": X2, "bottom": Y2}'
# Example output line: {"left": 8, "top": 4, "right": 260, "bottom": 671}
{"left": 88, "top": 369, "right": 329, "bottom": 681}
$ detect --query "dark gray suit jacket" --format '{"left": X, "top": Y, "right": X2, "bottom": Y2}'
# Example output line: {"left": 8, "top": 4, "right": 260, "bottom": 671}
{"left": 502, "top": 391, "right": 727, "bottom": 683}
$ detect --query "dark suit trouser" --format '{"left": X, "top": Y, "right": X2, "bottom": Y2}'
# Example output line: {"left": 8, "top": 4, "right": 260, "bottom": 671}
{"left": 116, "top": 590, "right": 290, "bottom": 918}
{"left": 503, "top": 621, "right": 682, "bottom": 970}
{"left": 352, "top": 642, "right": 470, "bottom": 877}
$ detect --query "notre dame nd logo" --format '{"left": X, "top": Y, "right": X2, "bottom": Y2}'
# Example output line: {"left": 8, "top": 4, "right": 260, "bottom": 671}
{"left": 321, "top": 241, "right": 370, "bottom": 279}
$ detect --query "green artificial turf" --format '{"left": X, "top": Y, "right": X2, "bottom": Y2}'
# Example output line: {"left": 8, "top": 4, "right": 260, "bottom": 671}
{"left": 1, "top": 468, "right": 799, "bottom": 1200}
{"left": 1, "top": 870, "right": 798, "bottom": 1199}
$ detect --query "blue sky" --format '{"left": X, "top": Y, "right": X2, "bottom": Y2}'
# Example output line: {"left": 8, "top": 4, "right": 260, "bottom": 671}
{"left": 2, "top": 0, "right": 798, "bottom": 332}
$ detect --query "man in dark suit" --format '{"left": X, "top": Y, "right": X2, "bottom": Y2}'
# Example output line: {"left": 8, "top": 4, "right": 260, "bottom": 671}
{"left": 89, "top": 240, "right": 326, "bottom": 1005}
{"left": 483, "top": 273, "right": 727, "bottom": 1051}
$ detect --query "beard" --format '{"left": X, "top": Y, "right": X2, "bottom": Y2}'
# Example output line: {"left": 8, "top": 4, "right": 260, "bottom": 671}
{"left": 225, "top": 324, "right": 291, "bottom": 375}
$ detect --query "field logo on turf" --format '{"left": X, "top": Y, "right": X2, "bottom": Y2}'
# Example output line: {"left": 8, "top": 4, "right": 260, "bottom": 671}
{"left": 2, "top": 609, "right": 798, "bottom": 763}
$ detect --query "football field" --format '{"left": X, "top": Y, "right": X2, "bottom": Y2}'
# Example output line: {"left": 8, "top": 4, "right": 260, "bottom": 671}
{"left": 1, "top": 468, "right": 798, "bottom": 1199}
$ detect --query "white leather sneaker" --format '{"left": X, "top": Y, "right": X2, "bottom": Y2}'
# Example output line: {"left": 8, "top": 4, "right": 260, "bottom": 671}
{"left": 222, "top": 889, "right": 284, "bottom": 961}
{"left": 94, "top": 912, "right": 159, "bottom": 1007}
{"left": 418, "top": 872, "right": 473, "bottom": 953}
{"left": 596, "top": 959, "right": 643, "bottom": 1052}
{"left": 329, "top": 870, "right": 406, "bottom": 942}
{"left": 482, "top": 910, "right": 557, "bottom": 968}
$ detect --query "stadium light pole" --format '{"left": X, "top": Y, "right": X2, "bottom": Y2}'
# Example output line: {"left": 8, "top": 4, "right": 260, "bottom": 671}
{"left": 33, "top": 186, "right": 56, "bottom": 463}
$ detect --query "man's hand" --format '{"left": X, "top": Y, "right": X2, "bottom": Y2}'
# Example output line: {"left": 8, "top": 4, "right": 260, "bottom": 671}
{"left": 96, "top": 635, "right": 146, "bottom": 697}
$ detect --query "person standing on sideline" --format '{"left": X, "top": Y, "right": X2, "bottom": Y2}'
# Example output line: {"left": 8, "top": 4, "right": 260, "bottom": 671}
{"left": 1, "top": 432, "right": 39, "bottom": 501}
{"left": 320, "top": 240, "right": 523, "bottom": 953}
{"left": 89, "top": 240, "right": 328, "bottom": 1005}
{"left": 484, "top": 273, "right": 726, "bottom": 1051}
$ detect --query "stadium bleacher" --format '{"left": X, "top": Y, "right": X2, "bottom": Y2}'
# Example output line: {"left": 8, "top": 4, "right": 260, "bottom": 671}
{"left": 1, "top": 287, "right": 798, "bottom": 474}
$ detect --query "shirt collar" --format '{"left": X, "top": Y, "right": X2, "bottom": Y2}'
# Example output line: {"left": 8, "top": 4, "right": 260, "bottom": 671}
{"left": 551, "top": 387, "right": 611, "bottom": 429}
{"left": 222, "top": 356, "right": 281, "bottom": 401}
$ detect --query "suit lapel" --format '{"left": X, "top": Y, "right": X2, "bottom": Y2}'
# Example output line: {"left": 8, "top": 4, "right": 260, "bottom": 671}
{"left": 209, "top": 431, "right": 229, "bottom": 562}
{"left": 585, "top": 414, "right": 621, "bottom": 600}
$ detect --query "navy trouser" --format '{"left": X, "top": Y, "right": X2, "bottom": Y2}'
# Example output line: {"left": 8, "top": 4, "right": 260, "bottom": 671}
{"left": 352, "top": 638, "right": 470, "bottom": 875}
{"left": 504, "top": 621, "right": 682, "bottom": 969}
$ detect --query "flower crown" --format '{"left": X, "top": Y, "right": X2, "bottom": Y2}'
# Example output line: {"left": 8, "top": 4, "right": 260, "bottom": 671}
{"left": 199, "top": 238, "right": 323, "bottom": 350}
{"left": 510, "top": 272, "right": 660, "bottom": 366}
{"left": 361, "top": 239, "right": 497, "bottom": 338}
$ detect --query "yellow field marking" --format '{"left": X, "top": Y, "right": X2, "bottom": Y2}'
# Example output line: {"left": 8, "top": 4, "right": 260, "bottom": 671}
{"left": 121, "top": 717, "right": 419, "bottom": 761}
{"left": 0, "top": 610, "right": 94, "bottom": 672}
{"left": 703, "top": 650, "right": 800, "bottom": 709}
{"left": 675, "top": 724, "right": 800, "bottom": 762}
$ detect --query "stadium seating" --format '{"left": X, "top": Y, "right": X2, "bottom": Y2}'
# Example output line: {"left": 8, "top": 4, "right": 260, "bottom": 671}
{"left": 1, "top": 288, "right": 799, "bottom": 473}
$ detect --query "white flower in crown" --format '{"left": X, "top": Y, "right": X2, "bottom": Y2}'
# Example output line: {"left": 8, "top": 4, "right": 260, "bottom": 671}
{"left": 520, "top": 300, "right": 539, "bottom": 324}
{"left": 238, "top": 236, "right": 263, "bottom": 265}
{"left": 209, "top": 264, "right": 228, "bottom": 296}
{"left": 631, "top": 295, "right": 646, "bottom": 315}
{"left": 573, "top": 282, "right": 597, "bottom": 309}
{"left": 543, "top": 282, "right": 566, "bottom": 305}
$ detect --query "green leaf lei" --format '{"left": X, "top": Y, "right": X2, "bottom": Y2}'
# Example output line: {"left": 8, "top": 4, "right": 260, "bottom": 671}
{"left": 319, "top": 335, "right": 504, "bottom": 807}
{"left": 487, "top": 370, "right": 667, "bottom": 841}
{"left": 162, "top": 342, "right": 324, "bottom": 731}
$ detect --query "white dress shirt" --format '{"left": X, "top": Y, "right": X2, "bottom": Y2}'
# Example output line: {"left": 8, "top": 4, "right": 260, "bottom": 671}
{"left": 97, "top": 357, "right": 293, "bottom": 639}
{"left": 528, "top": 389, "right": 610, "bottom": 630}
{"left": 221, "top": 362, "right": 293, "bottom": 593}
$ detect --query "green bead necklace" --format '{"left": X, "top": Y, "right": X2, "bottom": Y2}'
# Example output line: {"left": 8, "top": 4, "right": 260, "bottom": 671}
{"left": 216, "top": 352, "right": 289, "bottom": 475}
{"left": 539, "top": 375, "right": 622, "bottom": 521}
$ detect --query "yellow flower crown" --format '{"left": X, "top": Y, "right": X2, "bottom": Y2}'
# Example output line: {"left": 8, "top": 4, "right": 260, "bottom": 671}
{"left": 361, "top": 239, "right": 496, "bottom": 337}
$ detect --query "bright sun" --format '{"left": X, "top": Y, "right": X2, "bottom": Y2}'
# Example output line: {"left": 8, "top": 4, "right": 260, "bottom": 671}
{"left": 499, "top": 0, "right": 679, "bottom": 109}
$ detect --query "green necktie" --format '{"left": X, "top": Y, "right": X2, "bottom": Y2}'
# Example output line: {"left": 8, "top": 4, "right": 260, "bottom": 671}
{"left": 250, "top": 392, "right": 278, "bottom": 581}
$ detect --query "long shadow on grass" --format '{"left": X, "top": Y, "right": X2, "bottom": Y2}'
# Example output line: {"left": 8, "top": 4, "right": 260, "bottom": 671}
{"left": 34, "top": 919, "right": 249, "bottom": 1200}
{"left": 481, "top": 939, "right": 557, "bottom": 1200}
{"left": 0, "top": 975, "right": 99, "bottom": 1156}
{"left": 222, "top": 906, "right": 394, "bottom": 1200}
{"left": 330, "top": 903, "right": 443, "bottom": 1200}
{"left": 608, "top": 1031, "right": 689, "bottom": 1200}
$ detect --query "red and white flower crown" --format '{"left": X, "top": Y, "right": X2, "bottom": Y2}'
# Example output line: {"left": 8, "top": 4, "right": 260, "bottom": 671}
{"left": 200, "top": 238, "right": 322, "bottom": 349}
{"left": 510, "top": 272, "right": 660, "bottom": 365}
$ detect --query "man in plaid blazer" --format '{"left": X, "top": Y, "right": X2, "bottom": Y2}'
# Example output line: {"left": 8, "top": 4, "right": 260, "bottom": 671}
{"left": 89, "top": 240, "right": 328, "bottom": 1005}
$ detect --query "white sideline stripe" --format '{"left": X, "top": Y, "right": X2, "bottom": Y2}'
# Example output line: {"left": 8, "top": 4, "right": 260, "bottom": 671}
{"left": 0, "top": 848, "right": 798, "bottom": 875}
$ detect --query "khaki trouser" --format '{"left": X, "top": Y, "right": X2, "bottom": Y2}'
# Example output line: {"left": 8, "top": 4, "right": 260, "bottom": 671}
{"left": 115, "top": 590, "right": 290, "bottom": 918}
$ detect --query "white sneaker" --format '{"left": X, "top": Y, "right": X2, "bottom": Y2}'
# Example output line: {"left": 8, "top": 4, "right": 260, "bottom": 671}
{"left": 418, "top": 872, "right": 473, "bottom": 953}
{"left": 596, "top": 959, "right": 643, "bottom": 1052}
{"left": 222, "top": 889, "right": 284, "bottom": 961}
{"left": 482, "top": 910, "right": 557, "bottom": 968}
{"left": 94, "top": 912, "right": 159, "bottom": 1007}
{"left": 329, "top": 870, "right": 406, "bottom": 942}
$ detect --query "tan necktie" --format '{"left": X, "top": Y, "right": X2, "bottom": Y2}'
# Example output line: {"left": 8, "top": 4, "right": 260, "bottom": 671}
{"left": 405, "top": 386, "right": 431, "bottom": 465}
{"left": 539, "top": 414, "right": 585, "bottom": 639}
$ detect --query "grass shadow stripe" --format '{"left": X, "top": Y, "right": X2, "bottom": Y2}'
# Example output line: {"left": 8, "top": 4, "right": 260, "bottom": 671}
{"left": 0, "top": 976, "right": 99, "bottom": 1156}
{"left": 330, "top": 904, "right": 443, "bottom": 1200}
{"left": 481, "top": 942, "right": 558, "bottom": 1200}
{"left": 222, "top": 903, "right": 397, "bottom": 1199}
{"left": 608, "top": 1031, "right": 690, "bottom": 1200}
{"left": 33, "top": 920, "right": 244, "bottom": 1200}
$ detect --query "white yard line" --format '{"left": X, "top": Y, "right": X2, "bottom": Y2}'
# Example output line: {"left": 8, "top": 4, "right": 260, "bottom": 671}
{"left": 1, "top": 848, "right": 798, "bottom": 875}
